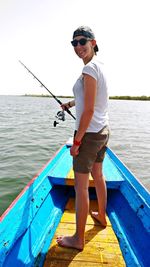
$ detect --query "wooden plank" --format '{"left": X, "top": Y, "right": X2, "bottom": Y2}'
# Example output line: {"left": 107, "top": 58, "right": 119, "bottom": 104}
{"left": 44, "top": 199, "right": 125, "bottom": 267}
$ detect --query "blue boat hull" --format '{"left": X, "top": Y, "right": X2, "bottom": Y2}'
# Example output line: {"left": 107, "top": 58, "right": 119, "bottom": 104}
{"left": 0, "top": 141, "right": 150, "bottom": 267}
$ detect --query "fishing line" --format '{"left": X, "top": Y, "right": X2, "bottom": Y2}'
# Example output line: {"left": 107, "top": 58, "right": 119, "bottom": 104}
{"left": 19, "top": 60, "right": 76, "bottom": 126}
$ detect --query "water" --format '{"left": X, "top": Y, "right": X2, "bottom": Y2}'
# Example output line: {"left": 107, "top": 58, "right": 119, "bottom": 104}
{"left": 0, "top": 96, "right": 150, "bottom": 216}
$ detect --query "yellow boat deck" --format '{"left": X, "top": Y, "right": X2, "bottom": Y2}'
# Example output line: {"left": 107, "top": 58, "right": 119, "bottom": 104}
{"left": 44, "top": 198, "right": 125, "bottom": 267}
{"left": 66, "top": 169, "right": 95, "bottom": 186}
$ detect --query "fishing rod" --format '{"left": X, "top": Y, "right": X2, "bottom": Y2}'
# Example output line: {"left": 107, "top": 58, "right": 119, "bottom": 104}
{"left": 19, "top": 60, "right": 76, "bottom": 125}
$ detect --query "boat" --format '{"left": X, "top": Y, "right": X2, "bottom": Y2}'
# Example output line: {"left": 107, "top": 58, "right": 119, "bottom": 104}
{"left": 0, "top": 138, "right": 150, "bottom": 267}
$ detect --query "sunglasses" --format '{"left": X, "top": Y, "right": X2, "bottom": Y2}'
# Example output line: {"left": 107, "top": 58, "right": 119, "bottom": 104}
{"left": 71, "top": 38, "right": 91, "bottom": 47}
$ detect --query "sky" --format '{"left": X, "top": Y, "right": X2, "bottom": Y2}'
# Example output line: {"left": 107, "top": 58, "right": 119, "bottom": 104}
{"left": 0, "top": 0, "right": 150, "bottom": 96}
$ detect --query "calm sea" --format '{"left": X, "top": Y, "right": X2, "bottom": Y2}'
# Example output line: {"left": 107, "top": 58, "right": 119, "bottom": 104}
{"left": 0, "top": 96, "right": 150, "bottom": 215}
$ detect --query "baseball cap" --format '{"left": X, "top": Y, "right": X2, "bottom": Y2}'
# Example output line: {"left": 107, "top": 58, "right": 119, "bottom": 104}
{"left": 72, "top": 26, "right": 99, "bottom": 52}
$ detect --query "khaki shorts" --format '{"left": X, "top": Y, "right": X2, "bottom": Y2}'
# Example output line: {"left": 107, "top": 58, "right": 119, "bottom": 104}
{"left": 73, "top": 126, "right": 109, "bottom": 173}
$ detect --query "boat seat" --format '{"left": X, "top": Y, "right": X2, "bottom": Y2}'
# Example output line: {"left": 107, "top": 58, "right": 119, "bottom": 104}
{"left": 48, "top": 148, "right": 124, "bottom": 189}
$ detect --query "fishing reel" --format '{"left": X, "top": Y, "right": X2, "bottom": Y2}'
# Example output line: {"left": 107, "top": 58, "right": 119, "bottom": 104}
{"left": 53, "top": 110, "right": 65, "bottom": 127}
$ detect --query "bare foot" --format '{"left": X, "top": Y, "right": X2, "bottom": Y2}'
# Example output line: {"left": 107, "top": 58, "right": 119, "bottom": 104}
{"left": 56, "top": 235, "right": 84, "bottom": 251}
{"left": 90, "top": 211, "right": 107, "bottom": 227}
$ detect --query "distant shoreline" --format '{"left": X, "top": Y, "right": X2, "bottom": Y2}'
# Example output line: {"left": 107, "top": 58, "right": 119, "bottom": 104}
{"left": 109, "top": 95, "right": 150, "bottom": 101}
{"left": 24, "top": 94, "right": 150, "bottom": 101}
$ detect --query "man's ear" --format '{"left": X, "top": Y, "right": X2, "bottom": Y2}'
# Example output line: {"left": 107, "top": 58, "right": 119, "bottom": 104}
{"left": 91, "top": 39, "right": 96, "bottom": 47}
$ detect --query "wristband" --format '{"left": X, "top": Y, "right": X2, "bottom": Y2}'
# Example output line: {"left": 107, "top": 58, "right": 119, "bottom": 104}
{"left": 73, "top": 139, "right": 81, "bottom": 146}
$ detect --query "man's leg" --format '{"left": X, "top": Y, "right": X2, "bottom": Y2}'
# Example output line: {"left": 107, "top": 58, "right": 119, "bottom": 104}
{"left": 57, "top": 172, "right": 89, "bottom": 250}
{"left": 91, "top": 162, "right": 107, "bottom": 227}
